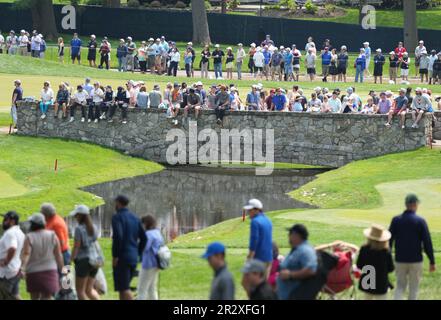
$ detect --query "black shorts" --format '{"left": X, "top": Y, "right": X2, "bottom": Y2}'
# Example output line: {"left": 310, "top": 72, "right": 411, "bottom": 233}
{"left": 75, "top": 258, "right": 99, "bottom": 278}
{"left": 433, "top": 70, "right": 441, "bottom": 79}
{"left": 307, "top": 68, "right": 316, "bottom": 75}
{"left": 255, "top": 66, "right": 263, "bottom": 72}
{"left": 71, "top": 53, "right": 81, "bottom": 60}
{"left": 113, "top": 262, "right": 136, "bottom": 292}
{"left": 338, "top": 66, "right": 347, "bottom": 75}
{"left": 420, "top": 69, "right": 428, "bottom": 75}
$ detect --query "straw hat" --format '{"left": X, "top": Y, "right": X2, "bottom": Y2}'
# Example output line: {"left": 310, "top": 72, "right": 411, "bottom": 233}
{"left": 363, "top": 224, "right": 391, "bottom": 242}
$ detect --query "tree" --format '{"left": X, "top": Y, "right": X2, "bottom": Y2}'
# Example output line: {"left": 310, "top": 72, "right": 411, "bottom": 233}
{"left": 221, "top": 0, "right": 227, "bottom": 14}
{"left": 191, "top": 0, "right": 211, "bottom": 45}
{"left": 403, "top": 0, "right": 418, "bottom": 50}
{"left": 15, "top": 0, "right": 58, "bottom": 40}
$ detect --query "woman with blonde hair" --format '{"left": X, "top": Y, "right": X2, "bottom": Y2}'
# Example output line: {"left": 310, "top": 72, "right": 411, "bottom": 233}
{"left": 70, "top": 205, "right": 101, "bottom": 300}
{"left": 356, "top": 224, "right": 394, "bottom": 300}
{"left": 225, "top": 47, "right": 234, "bottom": 80}
{"left": 57, "top": 37, "right": 64, "bottom": 63}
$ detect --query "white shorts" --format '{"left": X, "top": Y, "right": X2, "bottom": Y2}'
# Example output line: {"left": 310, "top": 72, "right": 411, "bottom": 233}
{"left": 401, "top": 69, "right": 409, "bottom": 76}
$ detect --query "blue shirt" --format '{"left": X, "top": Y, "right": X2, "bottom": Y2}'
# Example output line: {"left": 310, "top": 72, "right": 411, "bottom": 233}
{"left": 112, "top": 207, "right": 147, "bottom": 265}
{"left": 70, "top": 38, "right": 82, "bottom": 55}
{"left": 263, "top": 51, "right": 271, "bottom": 65}
{"left": 322, "top": 52, "right": 332, "bottom": 65}
{"left": 284, "top": 52, "right": 293, "bottom": 65}
{"left": 246, "top": 91, "right": 259, "bottom": 109}
{"left": 277, "top": 241, "right": 318, "bottom": 300}
{"left": 272, "top": 94, "right": 287, "bottom": 111}
{"left": 389, "top": 210, "right": 435, "bottom": 265}
{"left": 249, "top": 212, "right": 273, "bottom": 263}
{"left": 355, "top": 54, "right": 367, "bottom": 70}
{"left": 141, "top": 229, "right": 164, "bottom": 269}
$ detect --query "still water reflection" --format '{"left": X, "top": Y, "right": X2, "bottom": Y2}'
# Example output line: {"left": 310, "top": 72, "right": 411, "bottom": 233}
{"left": 67, "top": 167, "right": 322, "bottom": 240}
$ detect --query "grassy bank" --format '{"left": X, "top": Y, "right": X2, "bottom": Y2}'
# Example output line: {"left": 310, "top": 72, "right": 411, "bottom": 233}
{"left": 167, "top": 147, "right": 441, "bottom": 299}
{"left": 0, "top": 134, "right": 163, "bottom": 216}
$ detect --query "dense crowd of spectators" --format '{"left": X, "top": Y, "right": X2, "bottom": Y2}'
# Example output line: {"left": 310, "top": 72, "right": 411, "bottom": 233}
{"left": 3, "top": 31, "right": 441, "bottom": 84}
{"left": 11, "top": 78, "right": 440, "bottom": 129}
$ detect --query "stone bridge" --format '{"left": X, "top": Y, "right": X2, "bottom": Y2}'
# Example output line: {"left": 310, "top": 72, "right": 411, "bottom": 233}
{"left": 16, "top": 103, "right": 433, "bottom": 168}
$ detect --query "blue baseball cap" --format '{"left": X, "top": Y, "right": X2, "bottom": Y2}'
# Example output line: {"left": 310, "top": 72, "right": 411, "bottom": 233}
{"left": 201, "top": 242, "right": 226, "bottom": 259}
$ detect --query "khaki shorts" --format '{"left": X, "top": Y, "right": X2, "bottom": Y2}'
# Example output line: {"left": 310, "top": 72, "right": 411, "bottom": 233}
{"left": 389, "top": 67, "right": 398, "bottom": 78}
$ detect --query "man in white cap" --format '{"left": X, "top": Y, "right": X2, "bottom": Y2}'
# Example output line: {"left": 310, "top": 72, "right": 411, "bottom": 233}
{"left": 236, "top": 43, "right": 246, "bottom": 80}
{"left": 18, "top": 30, "right": 28, "bottom": 56}
{"left": 87, "top": 34, "right": 97, "bottom": 67}
{"left": 373, "top": 48, "right": 385, "bottom": 84}
{"left": 253, "top": 47, "right": 264, "bottom": 79}
{"left": 30, "top": 30, "right": 41, "bottom": 58}
{"left": 212, "top": 44, "right": 224, "bottom": 79}
{"left": 363, "top": 42, "right": 371, "bottom": 76}
{"left": 415, "top": 40, "right": 427, "bottom": 77}
{"left": 418, "top": 50, "right": 430, "bottom": 83}
{"left": 243, "top": 199, "right": 272, "bottom": 276}
{"left": 125, "top": 36, "right": 136, "bottom": 73}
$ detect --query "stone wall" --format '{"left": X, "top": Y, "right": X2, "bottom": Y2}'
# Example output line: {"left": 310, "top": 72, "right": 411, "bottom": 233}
{"left": 434, "top": 112, "right": 441, "bottom": 140}
{"left": 16, "top": 103, "right": 431, "bottom": 168}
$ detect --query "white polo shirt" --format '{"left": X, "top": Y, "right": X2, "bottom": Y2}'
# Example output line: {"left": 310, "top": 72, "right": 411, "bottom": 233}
{"left": 0, "top": 225, "right": 25, "bottom": 279}
{"left": 74, "top": 90, "right": 89, "bottom": 104}
{"left": 41, "top": 88, "right": 54, "bottom": 103}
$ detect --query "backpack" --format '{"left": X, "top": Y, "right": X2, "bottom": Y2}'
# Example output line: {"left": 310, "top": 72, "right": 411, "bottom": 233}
{"left": 156, "top": 245, "right": 171, "bottom": 270}
{"left": 89, "top": 240, "right": 105, "bottom": 268}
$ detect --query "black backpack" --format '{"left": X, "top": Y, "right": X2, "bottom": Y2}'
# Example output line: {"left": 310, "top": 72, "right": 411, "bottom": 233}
{"left": 289, "top": 250, "right": 339, "bottom": 300}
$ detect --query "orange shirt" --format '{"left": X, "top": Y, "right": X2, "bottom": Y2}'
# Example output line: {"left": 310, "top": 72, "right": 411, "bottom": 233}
{"left": 46, "top": 214, "right": 70, "bottom": 252}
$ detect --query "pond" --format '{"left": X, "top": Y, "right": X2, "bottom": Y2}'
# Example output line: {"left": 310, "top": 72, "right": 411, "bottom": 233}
{"left": 66, "top": 166, "right": 326, "bottom": 240}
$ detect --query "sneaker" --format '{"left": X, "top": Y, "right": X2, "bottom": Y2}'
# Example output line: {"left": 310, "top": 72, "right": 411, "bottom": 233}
{"left": 384, "top": 122, "right": 391, "bottom": 127}
{"left": 412, "top": 124, "right": 419, "bottom": 129}
{"left": 216, "top": 119, "right": 222, "bottom": 125}
{"left": 40, "top": 114, "right": 46, "bottom": 119}
{"left": 173, "top": 119, "right": 179, "bottom": 126}
{"left": 81, "top": 117, "right": 85, "bottom": 122}
{"left": 108, "top": 119, "right": 113, "bottom": 123}
{"left": 94, "top": 119, "right": 98, "bottom": 123}
{"left": 69, "top": 117, "right": 74, "bottom": 123}
{"left": 122, "top": 120, "right": 127, "bottom": 124}
{"left": 401, "top": 125, "right": 405, "bottom": 130}
{"left": 99, "top": 114, "right": 105, "bottom": 120}
{"left": 88, "top": 119, "right": 91, "bottom": 123}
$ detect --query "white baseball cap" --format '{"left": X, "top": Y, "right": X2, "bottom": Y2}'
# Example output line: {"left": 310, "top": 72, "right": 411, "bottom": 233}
{"left": 69, "top": 204, "right": 90, "bottom": 216}
{"left": 243, "top": 199, "right": 263, "bottom": 211}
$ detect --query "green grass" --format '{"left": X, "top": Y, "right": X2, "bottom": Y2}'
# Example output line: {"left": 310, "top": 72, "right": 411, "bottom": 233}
{"left": 240, "top": 7, "right": 441, "bottom": 31}
{"left": 0, "top": 134, "right": 163, "bottom": 217}
{"left": 0, "top": 111, "right": 12, "bottom": 126}
{"left": 166, "top": 147, "right": 441, "bottom": 300}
